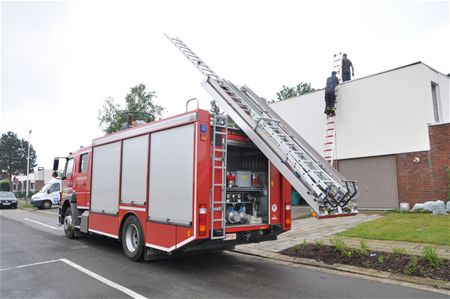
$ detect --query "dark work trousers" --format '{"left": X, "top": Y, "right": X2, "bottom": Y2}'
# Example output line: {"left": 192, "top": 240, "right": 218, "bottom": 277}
{"left": 324, "top": 91, "right": 336, "bottom": 113}
{"left": 342, "top": 71, "right": 351, "bottom": 82}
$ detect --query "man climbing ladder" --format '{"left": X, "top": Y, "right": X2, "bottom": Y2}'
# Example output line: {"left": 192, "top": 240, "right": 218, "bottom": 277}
{"left": 324, "top": 71, "right": 339, "bottom": 116}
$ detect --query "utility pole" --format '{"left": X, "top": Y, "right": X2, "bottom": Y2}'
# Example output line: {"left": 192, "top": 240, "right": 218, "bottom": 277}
{"left": 26, "top": 129, "right": 32, "bottom": 204}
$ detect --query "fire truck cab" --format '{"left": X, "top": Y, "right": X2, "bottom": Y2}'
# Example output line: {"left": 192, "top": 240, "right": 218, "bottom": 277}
{"left": 56, "top": 109, "right": 292, "bottom": 260}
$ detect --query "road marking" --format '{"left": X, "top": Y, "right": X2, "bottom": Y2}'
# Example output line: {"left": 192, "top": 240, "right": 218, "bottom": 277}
{"left": 24, "top": 218, "right": 61, "bottom": 230}
{"left": 1, "top": 258, "right": 147, "bottom": 298}
{"left": 60, "top": 259, "right": 148, "bottom": 299}
{"left": 37, "top": 210, "right": 59, "bottom": 216}
{"left": 0, "top": 259, "right": 60, "bottom": 272}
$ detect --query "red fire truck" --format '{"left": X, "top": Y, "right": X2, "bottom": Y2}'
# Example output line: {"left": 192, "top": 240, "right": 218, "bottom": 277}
{"left": 55, "top": 109, "right": 293, "bottom": 260}
{"left": 54, "top": 36, "right": 358, "bottom": 261}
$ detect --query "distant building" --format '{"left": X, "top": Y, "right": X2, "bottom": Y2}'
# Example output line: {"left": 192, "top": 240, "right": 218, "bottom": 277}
{"left": 271, "top": 62, "right": 449, "bottom": 209}
{"left": 12, "top": 168, "right": 54, "bottom": 193}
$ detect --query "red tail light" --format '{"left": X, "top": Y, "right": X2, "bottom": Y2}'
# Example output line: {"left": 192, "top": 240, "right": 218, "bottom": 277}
{"left": 199, "top": 204, "right": 207, "bottom": 236}
{"left": 285, "top": 204, "right": 291, "bottom": 228}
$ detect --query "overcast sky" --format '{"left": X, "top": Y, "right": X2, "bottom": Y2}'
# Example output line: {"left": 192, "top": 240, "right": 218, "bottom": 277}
{"left": 1, "top": 0, "right": 449, "bottom": 170}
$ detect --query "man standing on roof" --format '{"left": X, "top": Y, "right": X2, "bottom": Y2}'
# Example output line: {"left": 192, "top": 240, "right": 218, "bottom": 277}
{"left": 342, "top": 53, "right": 354, "bottom": 82}
{"left": 324, "top": 71, "right": 339, "bottom": 116}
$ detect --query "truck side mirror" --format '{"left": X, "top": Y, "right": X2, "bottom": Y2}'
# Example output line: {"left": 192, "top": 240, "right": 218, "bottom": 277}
{"left": 53, "top": 159, "right": 59, "bottom": 171}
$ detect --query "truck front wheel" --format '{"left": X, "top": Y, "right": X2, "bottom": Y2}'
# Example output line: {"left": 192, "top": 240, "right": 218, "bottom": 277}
{"left": 63, "top": 208, "right": 76, "bottom": 239}
{"left": 121, "top": 216, "right": 144, "bottom": 261}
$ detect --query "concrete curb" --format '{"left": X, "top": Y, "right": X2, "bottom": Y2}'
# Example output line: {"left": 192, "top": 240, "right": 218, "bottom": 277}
{"left": 232, "top": 248, "right": 450, "bottom": 294}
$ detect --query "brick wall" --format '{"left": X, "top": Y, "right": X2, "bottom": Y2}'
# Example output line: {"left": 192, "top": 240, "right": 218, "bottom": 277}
{"left": 396, "top": 123, "right": 450, "bottom": 205}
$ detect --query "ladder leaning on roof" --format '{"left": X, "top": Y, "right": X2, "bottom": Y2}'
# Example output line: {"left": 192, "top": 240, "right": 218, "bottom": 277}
{"left": 322, "top": 52, "right": 343, "bottom": 165}
{"left": 165, "top": 34, "right": 358, "bottom": 217}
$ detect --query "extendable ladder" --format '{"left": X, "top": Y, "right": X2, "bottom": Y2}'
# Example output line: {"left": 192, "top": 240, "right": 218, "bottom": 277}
{"left": 166, "top": 35, "right": 358, "bottom": 217}
{"left": 322, "top": 53, "right": 343, "bottom": 164}
{"left": 210, "top": 113, "right": 228, "bottom": 239}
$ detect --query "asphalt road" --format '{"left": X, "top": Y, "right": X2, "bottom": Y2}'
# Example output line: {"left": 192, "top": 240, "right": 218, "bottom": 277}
{"left": 0, "top": 208, "right": 447, "bottom": 299}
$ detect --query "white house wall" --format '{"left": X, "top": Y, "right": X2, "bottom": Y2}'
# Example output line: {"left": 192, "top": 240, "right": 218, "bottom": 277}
{"left": 271, "top": 63, "right": 449, "bottom": 160}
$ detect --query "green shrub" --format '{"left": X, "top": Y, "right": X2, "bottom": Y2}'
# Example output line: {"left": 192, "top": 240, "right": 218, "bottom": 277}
{"left": 422, "top": 246, "right": 441, "bottom": 268}
{"left": 404, "top": 256, "right": 419, "bottom": 275}
{"left": 332, "top": 238, "right": 352, "bottom": 257}
{"left": 314, "top": 240, "right": 324, "bottom": 250}
{"left": 377, "top": 255, "right": 384, "bottom": 264}
{"left": 358, "top": 240, "right": 369, "bottom": 255}
{"left": 0, "top": 180, "right": 10, "bottom": 191}
{"left": 392, "top": 247, "right": 407, "bottom": 255}
{"left": 293, "top": 244, "right": 301, "bottom": 253}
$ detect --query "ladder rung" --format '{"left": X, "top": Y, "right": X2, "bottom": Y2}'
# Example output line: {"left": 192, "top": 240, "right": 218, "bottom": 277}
{"left": 324, "top": 156, "right": 332, "bottom": 159}
{"left": 327, "top": 128, "right": 335, "bottom": 131}
{"left": 323, "top": 149, "right": 332, "bottom": 152}
{"left": 214, "top": 149, "right": 226, "bottom": 152}
{"left": 324, "top": 142, "right": 333, "bottom": 145}
{"left": 325, "top": 135, "right": 334, "bottom": 138}
{"left": 327, "top": 121, "right": 335, "bottom": 124}
{"left": 213, "top": 184, "right": 225, "bottom": 186}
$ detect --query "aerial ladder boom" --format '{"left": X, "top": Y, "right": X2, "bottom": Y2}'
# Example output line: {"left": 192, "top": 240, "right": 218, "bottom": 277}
{"left": 165, "top": 34, "right": 358, "bottom": 217}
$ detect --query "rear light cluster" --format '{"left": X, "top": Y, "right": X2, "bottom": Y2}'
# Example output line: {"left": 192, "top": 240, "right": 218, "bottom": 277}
{"left": 199, "top": 204, "right": 207, "bottom": 236}
{"left": 285, "top": 203, "right": 291, "bottom": 228}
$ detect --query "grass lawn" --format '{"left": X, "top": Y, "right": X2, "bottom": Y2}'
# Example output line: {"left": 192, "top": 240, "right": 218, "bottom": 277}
{"left": 18, "top": 199, "right": 37, "bottom": 209}
{"left": 338, "top": 212, "right": 450, "bottom": 246}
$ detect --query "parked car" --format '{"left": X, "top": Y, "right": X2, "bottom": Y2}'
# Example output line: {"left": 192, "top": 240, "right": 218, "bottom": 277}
{"left": 0, "top": 192, "right": 18, "bottom": 209}
{"left": 31, "top": 178, "right": 61, "bottom": 209}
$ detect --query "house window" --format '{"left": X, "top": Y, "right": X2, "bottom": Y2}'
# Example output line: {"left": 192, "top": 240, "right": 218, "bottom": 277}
{"left": 431, "top": 82, "right": 440, "bottom": 123}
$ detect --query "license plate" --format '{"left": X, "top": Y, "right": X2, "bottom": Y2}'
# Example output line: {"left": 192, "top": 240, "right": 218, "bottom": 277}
{"left": 2, "top": 202, "right": 10, "bottom": 205}
{"left": 224, "top": 233, "right": 236, "bottom": 241}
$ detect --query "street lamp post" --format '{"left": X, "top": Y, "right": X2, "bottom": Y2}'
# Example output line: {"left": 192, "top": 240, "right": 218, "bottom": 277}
{"left": 26, "top": 129, "right": 32, "bottom": 203}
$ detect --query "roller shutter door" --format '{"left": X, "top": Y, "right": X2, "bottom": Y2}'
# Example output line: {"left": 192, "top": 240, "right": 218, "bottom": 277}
{"left": 337, "top": 155, "right": 398, "bottom": 209}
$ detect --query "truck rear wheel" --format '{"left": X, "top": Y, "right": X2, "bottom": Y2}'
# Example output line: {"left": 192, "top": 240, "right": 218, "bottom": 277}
{"left": 63, "top": 208, "right": 76, "bottom": 239}
{"left": 121, "top": 216, "right": 144, "bottom": 261}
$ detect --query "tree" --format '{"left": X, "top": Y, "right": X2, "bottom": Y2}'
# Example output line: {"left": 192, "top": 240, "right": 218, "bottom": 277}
{"left": 98, "top": 84, "right": 165, "bottom": 134}
{"left": 273, "top": 82, "right": 316, "bottom": 102}
{"left": 0, "top": 131, "right": 37, "bottom": 189}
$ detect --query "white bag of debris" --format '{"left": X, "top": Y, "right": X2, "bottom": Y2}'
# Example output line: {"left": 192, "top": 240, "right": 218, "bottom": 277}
{"left": 447, "top": 201, "right": 450, "bottom": 213}
{"left": 410, "top": 200, "right": 448, "bottom": 215}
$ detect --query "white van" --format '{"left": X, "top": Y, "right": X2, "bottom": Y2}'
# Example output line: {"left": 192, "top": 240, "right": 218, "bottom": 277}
{"left": 31, "top": 178, "right": 61, "bottom": 209}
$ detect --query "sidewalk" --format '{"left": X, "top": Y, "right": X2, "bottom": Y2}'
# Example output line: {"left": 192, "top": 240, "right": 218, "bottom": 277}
{"left": 236, "top": 213, "right": 382, "bottom": 254}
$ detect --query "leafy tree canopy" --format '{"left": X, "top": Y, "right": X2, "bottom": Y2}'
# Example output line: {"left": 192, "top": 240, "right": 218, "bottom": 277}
{"left": 98, "top": 84, "right": 165, "bottom": 134}
{"left": 272, "top": 82, "right": 316, "bottom": 102}
{"left": 0, "top": 131, "right": 37, "bottom": 186}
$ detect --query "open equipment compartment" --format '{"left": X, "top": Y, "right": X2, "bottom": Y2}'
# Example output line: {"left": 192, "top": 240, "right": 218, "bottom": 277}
{"left": 224, "top": 131, "right": 269, "bottom": 227}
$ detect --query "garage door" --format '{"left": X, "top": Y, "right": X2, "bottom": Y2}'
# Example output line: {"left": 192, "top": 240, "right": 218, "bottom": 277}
{"left": 337, "top": 155, "right": 398, "bottom": 209}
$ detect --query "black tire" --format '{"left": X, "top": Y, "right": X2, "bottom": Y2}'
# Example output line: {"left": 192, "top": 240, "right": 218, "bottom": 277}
{"left": 63, "top": 207, "right": 76, "bottom": 239}
{"left": 121, "top": 216, "right": 144, "bottom": 261}
{"left": 41, "top": 200, "right": 52, "bottom": 210}
{"left": 13, "top": 204, "right": 17, "bottom": 209}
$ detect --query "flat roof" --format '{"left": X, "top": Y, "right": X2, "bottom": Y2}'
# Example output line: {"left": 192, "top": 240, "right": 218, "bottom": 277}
{"left": 272, "top": 61, "right": 449, "bottom": 103}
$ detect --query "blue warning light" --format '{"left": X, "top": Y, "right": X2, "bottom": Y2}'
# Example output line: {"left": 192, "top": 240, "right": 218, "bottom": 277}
{"left": 200, "top": 123, "right": 207, "bottom": 132}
